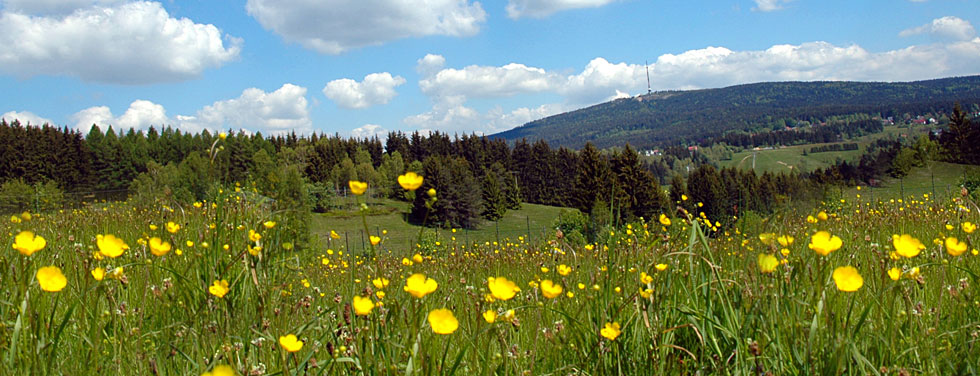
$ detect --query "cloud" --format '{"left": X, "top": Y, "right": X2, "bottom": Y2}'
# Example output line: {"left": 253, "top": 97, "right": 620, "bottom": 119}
{"left": 419, "top": 59, "right": 562, "bottom": 101}
{"left": 246, "top": 0, "right": 486, "bottom": 54}
{"left": 0, "top": 0, "right": 124, "bottom": 15}
{"left": 323, "top": 72, "right": 406, "bottom": 109}
{"left": 0, "top": 1, "right": 241, "bottom": 84}
{"left": 505, "top": 0, "right": 617, "bottom": 19}
{"left": 350, "top": 124, "right": 388, "bottom": 140}
{"left": 1, "top": 110, "right": 55, "bottom": 126}
{"left": 753, "top": 0, "right": 791, "bottom": 12}
{"left": 72, "top": 84, "right": 312, "bottom": 135}
{"left": 900, "top": 16, "right": 976, "bottom": 40}
{"left": 409, "top": 36, "right": 980, "bottom": 134}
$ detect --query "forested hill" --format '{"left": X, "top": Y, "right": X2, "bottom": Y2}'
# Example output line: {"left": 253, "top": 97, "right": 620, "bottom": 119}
{"left": 492, "top": 76, "right": 980, "bottom": 149}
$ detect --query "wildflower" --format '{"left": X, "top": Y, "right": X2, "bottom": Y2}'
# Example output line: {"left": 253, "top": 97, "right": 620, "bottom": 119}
{"left": 600, "top": 322, "right": 621, "bottom": 340}
{"left": 166, "top": 221, "right": 180, "bottom": 233}
{"left": 806, "top": 215, "right": 817, "bottom": 224}
{"left": 412, "top": 253, "right": 423, "bottom": 263}
{"left": 397, "top": 172, "right": 424, "bottom": 191}
{"left": 249, "top": 230, "right": 262, "bottom": 242}
{"left": 263, "top": 221, "right": 276, "bottom": 229}
{"left": 186, "top": 240, "right": 194, "bottom": 248}
{"left": 149, "top": 237, "right": 171, "bottom": 256}
{"left": 817, "top": 211, "right": 828, "bottom": 221}
{"left": 149, "top": 224, "right": 158, "bottom": 231}
{"left": 892, "top": 234, "right": 925, "bottom": 258}
{"left": 483, "top": 310, "right": 497, "bottom": 323}
{"left": 247, "top": 245, "right": 262, "bottom": 257}
{"left": 209, "top": 280, "right": 230, "bottom": 298}
{"left": 92, "top": 267, "right": 106, "bottom": 281}
{"left": 36, "top": 266, "right": 67, "bottom": 292}
{"left": 777, "top": 235, "right": 794, "bottom": 247}
{"left": 97, "top": 234, "right": 129, "bottom": 258}
{"left": 372, "top": 277, "right": 390, "bottom": 289}
{"left": 640, "top": 272, "right": 653, "bottom": 284}
{"left": 502, "top": 309, "right": 516, "bottom": 322}
{"left": 20, "top": 211, "right": 31, "bottom": 221}
{"left": 808, "top": 231, "right": 842, "bottom": 256}
{"left": 279, "top": 334, "right": 303, "bottom": 352}
{"left": 963, "top": 222, "right": 977, "bottom": 234}
{"left": 488, "top": 277, "right": 520, "bottom": 301}
{"left": 655, "top": 263, "right": 668, "bottom": 271}
{"left": 13, "top": 231, "right": 46, "bottom": 256}
{"left": 557, "top": 264, "right": 572, "bottom": 276}
{"left": 659, "top": 214, "right": 671, "bottom": 226}
{"left": 404, "top": 273, "right": 438, "bottom": 298}
{"left": 758, "top": 233, "right": 776, "bottom": 245}
{"left": 330, "top": 230, "right": 341, "bottom": 239}
{"left": 370, "top": 236, "right": 381, "bottom": 246}
{"left": 907, "top": 266, "right": 921, "bottom": 279}
{"left": 352, "top": 296, "right": 375, "bottom": 316}
{"left": 758, "top": 253, "right": 779, "bottom": 273}
{"left": 348, "top": 180, "right": 368, "bottom": 195}
{"left": 832, "top": 266, "right": 863, "bottom": 292}
{"left": 428, "top": 308, "right": 459, "bottom": 334}
{"left": 540, "top": 280, "right": 563, "bottom": 299}
{"left": 888, "top": 267, "right": 901, "bottom": 281}
{"left": 218, "top": 132, "right": 228, "bottom": 140}
{"left": 201, "top": 364, "right": 235, "bottom": 376}
{"left": 946, "top": 237, "right": 968, "bottom": 256}
{"left": 108, "top": 267, "right": 125, "bottom": 280}
{"left": 427, "top": 188, "right": 437, "bottom": 198}
{"left": 681, "top": 194, "right": 688, "bottom": 201}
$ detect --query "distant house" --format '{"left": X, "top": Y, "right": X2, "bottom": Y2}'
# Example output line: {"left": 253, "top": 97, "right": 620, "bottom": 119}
{"left": 687, "top": 146, "right": 698, "bottom": 151}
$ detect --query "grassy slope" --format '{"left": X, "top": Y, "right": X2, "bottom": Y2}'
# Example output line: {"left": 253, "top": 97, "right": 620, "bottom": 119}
{"left": 310, "top": 198, "right": 569, "bottom": 254}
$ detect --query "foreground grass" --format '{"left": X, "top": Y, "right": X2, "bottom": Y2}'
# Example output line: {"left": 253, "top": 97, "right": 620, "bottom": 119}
{"left": 2, "top": 188, "right": 980, "bottom": 374}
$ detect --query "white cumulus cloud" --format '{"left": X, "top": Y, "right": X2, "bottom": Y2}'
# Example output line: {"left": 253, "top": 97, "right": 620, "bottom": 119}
{"left": 72, "top": 84, "right": 313, "bottom": 135}
{"left": 350, "top": 124, "right": 388, "bottom": 140}
{"left": 323, "top": 72, "right": 406, "bottom": 109}
{"left": 0, "top": 1, "right": 241, "bottom": 84}
{"left": 1, "top": 110, "right": 55, "bottom": 126}
{"left": 753, "top": 0, "right": 791, "bottom": 12}
{"left": 246, "top": 0, "right": 486, "bottom": 54}
{"left": 1, "top": 0, "right": 124, "bottom": 15}
{"left": 900, "top": 16, "right": 976, "bottom": 40}
{"left": 420, "top": 60, "right": 562, "bottom": 100}
{"left": 505, "top": 0, "right": 617, "bottom": 19}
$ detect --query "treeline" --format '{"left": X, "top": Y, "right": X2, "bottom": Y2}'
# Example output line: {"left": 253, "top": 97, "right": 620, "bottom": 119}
{"left": 671, "top": 165, "right": 819, "bottom": 223}
{"left": 706, "top": 118, "right": 883, "bottom": 149}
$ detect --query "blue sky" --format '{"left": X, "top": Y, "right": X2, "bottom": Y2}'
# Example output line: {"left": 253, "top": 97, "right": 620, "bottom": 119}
{"left": 1, "top": 0, "right": 979, "bottom": 139}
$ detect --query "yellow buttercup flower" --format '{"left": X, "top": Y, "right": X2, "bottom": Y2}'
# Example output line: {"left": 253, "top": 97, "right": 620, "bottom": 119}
{"left": 263, "top": 221, "right": 276, "bottom": 229}
{"left": 372, "top": 277, "right": 390, "bottom": 289}
{"left": 149, "top": 224, "right": 158, "bottom": 231}
{"left": 892, "top": 234, "right": 925, "bottom": 258}
{"left": 279, "top": 334, "right": 304, "bottom": 352}
{"left": 209, "top": 279, "right": 230, "bottom": 298}
{"left": 248, "top": 229, "right": 262, "bottom": 242}
{"left": 412, "top": 253, "right": 423, "bottom": 263}
{"left": 330, "top": 230, "right": 341, "bottom": 239}
{"left": 348, "top": 180, "right": 368, "bottom": 195}
{"left": 201, "top": 364, "right": 235, "bottom": 376}
{"left": 370, "top": 236, "right": 381, "bottom": 246}
{"left": 352, "top": 296, "right": 375, "bottom": 316}
{"left": 13, "top": 230, "right": 46, "bottom": 256}
{"left": 557, "top": 264, "right": 572, "bottom": 276}
{"left": 427, "top": 188, "right": 437, "bottom": 198}
{"left": 640, "top": 272, "right": 653, "bottom": 284}
{"left": 92, "top": 267, "right": 106, "bottom": 281}
{"left": 659, "top": 214, "right": 671, "bottom": 226}
{"left": 963, "top": 222, "right": 977, "bottom": 234}
{"left": 166, "top": 221, "right": 180, "bottom": 234}
{"left": 655, "top": 263, "right": 668, "bottom": 271}
{"left": 758, "top": 253, "right": 779, "bottom": 273}
{"left": 404, "top": 273, "right": 438, "bottom": 298}
{"left": 600, "top": 322, "right": 621, "bottom": 340}
{"left": 488, "top": 277, "right": 520, "bottom": 301}
{"left": 832, "top": 266, "right": 863, "bottom": 292}
{"left": 777, "top": 235, "right": 794, "bottom": 247}
{"left": 247, "top": 245, "right": 262, "bottom": 257}
{"left": 808, "top": 231, "right": 842, "bottom": 256}
{"left": 483, "top": 310, "right": 497, "bottom": 323}
{"left": 817, "top": 211, "right": 828, "bottom": 221}
{"left": 427, "top": 308, "right": 459, "bottom": 334}
{"left": 36, "top": 266, "right": 67, "bottom": 292}
{"left": 888, "top": 267, "right": 901, "bottom": 281}
{"left": 946, "top": 237, "right": 968, "bottom": 256}
{"left": 397, "top": 172, "right": 424, "bottom": 191}
{"left": 218, "top": 132, "right": 228, "bottom": 140}
{"left": 540, "top": 279, "right": 563, "bottom": 299}
{"left": 149, "top": 237, "right": 171, "bottom": 256}
{"left": 758, "top": 233, "right": 776, "bottom": 245}
{"left": 97, "top": 234, "right": 129, "bottom": 258}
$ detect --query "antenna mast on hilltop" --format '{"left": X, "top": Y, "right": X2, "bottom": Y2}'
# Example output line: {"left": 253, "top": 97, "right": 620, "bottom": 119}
{"left": 645, "top": 61, "right": 652, "bottom": 95}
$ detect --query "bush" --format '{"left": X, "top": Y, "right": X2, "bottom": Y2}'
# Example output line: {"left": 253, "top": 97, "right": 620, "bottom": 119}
{"left": 0, "top": 178, "right": 64, "bottom": 213}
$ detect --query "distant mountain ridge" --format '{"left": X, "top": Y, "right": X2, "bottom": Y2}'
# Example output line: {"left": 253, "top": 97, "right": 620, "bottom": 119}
{"left": 491, "top": 76, "right": 980, "bottom": 149}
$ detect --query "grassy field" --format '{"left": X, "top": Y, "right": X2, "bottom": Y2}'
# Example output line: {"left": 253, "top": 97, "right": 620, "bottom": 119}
{"left": 4, "top": 180, "right": 980, "bottom": 374}
{"left": 310, "top": 198, "right": 569, "bottom": 255}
